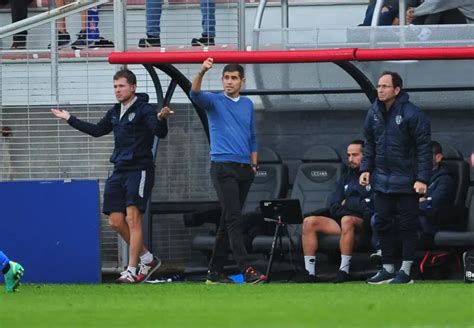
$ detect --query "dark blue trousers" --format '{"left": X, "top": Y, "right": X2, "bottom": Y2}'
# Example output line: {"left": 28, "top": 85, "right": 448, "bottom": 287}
{"left": 374, "top": 192, "right": 419, "bottom": 264}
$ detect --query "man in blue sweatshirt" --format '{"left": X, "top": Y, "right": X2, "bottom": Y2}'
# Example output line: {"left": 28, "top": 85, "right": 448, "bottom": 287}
{"left": 0, "top": 250, "right": 24, "bottom": 292}
{"left": 301, "top": 140, "right": 374, "bottom": 283}
{"left": 190, "top": 58, "right": 266, "bottom": 284}
{"left": 51, "top": 69, "right": 173, "bottom": 284}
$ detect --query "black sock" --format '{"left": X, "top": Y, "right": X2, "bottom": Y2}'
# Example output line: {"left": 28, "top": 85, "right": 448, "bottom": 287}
{"left": 2, "top": 262, "right": 10, "bottom": 275}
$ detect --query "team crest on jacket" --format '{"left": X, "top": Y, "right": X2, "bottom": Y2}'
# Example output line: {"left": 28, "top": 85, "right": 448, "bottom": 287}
{"left": 365, "top": 184, "right": 371, "bottom": 192}
{"left": 128, "top": 113, "right": 135, "bottom": 122}
{"left": 395, "top": 115, "right": 403, "bottom": 125}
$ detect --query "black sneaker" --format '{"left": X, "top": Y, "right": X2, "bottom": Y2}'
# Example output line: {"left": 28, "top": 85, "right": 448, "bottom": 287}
{"left": 88, "top": 37, "right": 114, "bottom": 49}
{"left": 205, "top": 271, "right": 234, "bottom": 285}
{"left": 244, "top": 267, "right": 267, "bottom": 284}
{"left": 294, "top": 270, "right": 318, "bottom": 283}
{"left": 48, "top": 31, "right": 71, "bottom": 49}
{"left": 138, "top": 36, "right": 161, "bottom": 48}
{"left": 191, "top": 35, "right": 215, "bottom": 47}
{"left": 332, "top": 270, "right": 349, "bottom": 283}
{"left": 71, "top": 30, "right": 89, "bottom": 49}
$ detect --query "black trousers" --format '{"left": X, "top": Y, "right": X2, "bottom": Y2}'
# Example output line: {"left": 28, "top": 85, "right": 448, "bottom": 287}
{"left": 208, "top": 162, "right": 254, "bottom": 273}
{"left": 10, "top": 0, "right": 31, "bottom": 42}
{"left": 374, "top": 192, "right": 419, "bottom": 264}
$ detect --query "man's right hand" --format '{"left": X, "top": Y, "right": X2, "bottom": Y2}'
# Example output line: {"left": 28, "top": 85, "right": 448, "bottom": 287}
{"left": 200, "top": 57, "right": 214, "bottom": 74}
{"left": 406, "top": 7, "right": 415, "bottom": 24}
{"left": 51, "top": 108, "right": 71, "bottom": 121}
{"left": 359, "top": 172, "right": 370, "bottom": 186}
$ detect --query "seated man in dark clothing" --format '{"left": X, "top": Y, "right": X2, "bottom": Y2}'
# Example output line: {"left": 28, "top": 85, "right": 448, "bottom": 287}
{"left": 301, "top": 140, "right": 374, "bottom": 283}
{"left": 406, "top": 0, "right": 471, "bottom": 25}
{"left": 418, "top": 141, "right": 456, "bottom": 235}
{"left": 371, "top": 141, "right": 456, "bottom": 256}
{"left": 360, "top": 0, "right": 400, "bottom": 26}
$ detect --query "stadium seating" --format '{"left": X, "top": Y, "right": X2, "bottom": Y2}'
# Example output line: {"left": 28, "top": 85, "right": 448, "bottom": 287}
{"left": 252, "top": 145, "right": 345, "bottom": 254}
{"left": 434, "top": 186, "right": 474, "bottom": 248}
{"left": 190, "top": 147, "right": 289, "bottom": 253}
{"left": 438, "top": 144, "right": 470, "bottom": 229}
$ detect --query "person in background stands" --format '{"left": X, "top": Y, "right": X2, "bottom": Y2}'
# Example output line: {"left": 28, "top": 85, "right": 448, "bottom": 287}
{"left": 139, "top": 0, "right": 216, "bottom": 47}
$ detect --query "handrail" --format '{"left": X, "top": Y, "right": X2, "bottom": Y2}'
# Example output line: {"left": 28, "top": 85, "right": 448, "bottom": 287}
{"left": 108, "top": 47, "right": 474, "bottom": 65}
{"left": 0, "top": 0, "right": 110, "bottom": 39}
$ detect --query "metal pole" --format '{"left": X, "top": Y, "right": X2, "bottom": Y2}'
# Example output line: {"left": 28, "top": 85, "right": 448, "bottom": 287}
{"left": 113, "top": 0, "right": 128, "bottom": 268}
{"left": 281, "top": 0, "right": 289, "bottom": 28}
{"left": 252, "top": 0, "right": 267, "bottom": 49}
{"left": 237, "top": 0, "right": 246, "bottom": 51}
{"left": 399, "top": 0, "right": 407, "bottom": 47}
{"left": 49, "top": 0, "right": 58, "bottom": 103}
{"left": 114, "top": 0, "right": 127, "bottom": 54}
{"left": 399, "top": 0, "right": 407, "bottom": 26}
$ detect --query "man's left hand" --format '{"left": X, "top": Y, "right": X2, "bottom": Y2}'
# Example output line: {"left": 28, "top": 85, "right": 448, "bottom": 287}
{"left": 158, "top": 106, "right": 174, "bottom": 120}
{"left": 413, "top": 181, "right": 427, "bottom": 195}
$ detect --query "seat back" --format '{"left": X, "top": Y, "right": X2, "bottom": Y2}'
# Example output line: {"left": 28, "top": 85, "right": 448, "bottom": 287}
{"left": 466, "top": 187, "right": 474, "bottom": 232}
{"left": 242, "top": 147, "right": 289, "bottom": 215}
{"left": 440, "top": 144, "right": 470, "bottom": 225}
{"left": 291, "top": 145, "right": 345, "bottom": 215}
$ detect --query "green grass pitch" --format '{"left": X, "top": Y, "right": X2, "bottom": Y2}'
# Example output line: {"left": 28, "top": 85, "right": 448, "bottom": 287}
{"left": 0, "top": 282, "right": 472, "bottom": 327}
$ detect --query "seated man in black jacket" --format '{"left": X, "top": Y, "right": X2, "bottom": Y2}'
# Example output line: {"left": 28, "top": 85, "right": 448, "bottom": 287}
{"left": 301, "top": 140, "right": 374, "bottom": 283}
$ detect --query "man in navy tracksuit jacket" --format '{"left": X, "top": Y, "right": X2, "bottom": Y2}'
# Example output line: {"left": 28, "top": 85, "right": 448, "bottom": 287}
{"left": 302, "top": 140, "right": 374, "bottom": 283}
{"left": 190, "top": 58, "right": 267, "bottom": 284}
{"left": 360, "top": 71, "right": 431, "bottom": 284}
{"left": 51, "top": 69, "right": 172, "bottom": 284}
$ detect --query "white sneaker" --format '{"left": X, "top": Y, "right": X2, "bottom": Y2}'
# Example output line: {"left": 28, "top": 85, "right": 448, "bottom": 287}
{"left": 116, "top": 270, "right": 137, "bottom": 284}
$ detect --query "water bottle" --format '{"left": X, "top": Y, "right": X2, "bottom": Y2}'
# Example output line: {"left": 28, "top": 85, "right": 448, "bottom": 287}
{"left": 87, "top": 7, "right": 100, "bottom": 41}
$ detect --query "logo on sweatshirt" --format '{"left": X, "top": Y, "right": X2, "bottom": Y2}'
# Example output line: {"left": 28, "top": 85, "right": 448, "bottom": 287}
{"left": 128, "top": 113, "right": 135, "bottom": 122}
{"left": 395, "top": 115, "right": 403, "bottom": 125}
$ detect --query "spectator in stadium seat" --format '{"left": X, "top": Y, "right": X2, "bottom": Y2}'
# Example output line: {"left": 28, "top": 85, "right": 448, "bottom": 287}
{"left": 406, "top": 0, "right": 473, "bottom": 24}
{"left": 301, "top": 140, "right": 374, "bottom": 283}
{"left": 51, "top": 69, "right": 173, "bottom": 284}
{"left": 190, "top": 58, "right": 266, "bottom": 284}
{"left": 51, "top": 0, "right": 113, "bottom": 49}
{"left": 360, "top": 0, "right": 400, "bottom": 26}
{"left": 0, "top": 250, "right": 24, "bottom": 293}
{"left": 6, "top": 0, "right": 32, "bottom": 49}
{"left": 370, "top": 141, "right": 456, "bottom": 259}
{"left": 361, "top": 71, "right": 431, "bottom": 284}
{"left": 139, "top": 0, "right": 216, "bottom": 47}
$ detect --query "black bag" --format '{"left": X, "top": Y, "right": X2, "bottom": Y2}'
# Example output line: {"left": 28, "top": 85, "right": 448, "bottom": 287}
{"left": 419, "top": 251, "right": 461, "bottom": 280}
{"left": 463, "top": 250, "right": 474, "bottom": 283}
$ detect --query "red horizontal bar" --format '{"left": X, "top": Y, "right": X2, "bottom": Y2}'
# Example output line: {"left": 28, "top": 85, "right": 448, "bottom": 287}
{"left": 108, "top": 49, "right": 356, "bottom": 64}
{"left": 108, "top": 47, "right": 474, "bottom": 65}
{"left": 355, "top": 47, "right": 474, "bottom": 61}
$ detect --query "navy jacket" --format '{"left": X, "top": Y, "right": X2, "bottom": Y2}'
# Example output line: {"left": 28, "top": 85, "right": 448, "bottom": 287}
{"left": 361, "top": 91, "right": 432, "bottom": 194}
{"left": 419, "top": 164, "right": 456, "bottom": 219}
{"left": 329, "top": 167, "right": 374, "bottom": 221}
{"left": 67, "top": 93, "right": 168, "bottom": 171}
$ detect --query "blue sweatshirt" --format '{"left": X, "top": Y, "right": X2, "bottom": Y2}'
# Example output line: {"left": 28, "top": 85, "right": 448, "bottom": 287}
{"left": 189, "top": 91, "right": 257, "bottom": 164}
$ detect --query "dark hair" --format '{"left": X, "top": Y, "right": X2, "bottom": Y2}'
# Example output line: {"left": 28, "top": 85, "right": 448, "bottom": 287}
{"left": 432, "top": 141, "right": 443, "bottom": 155}
{"left": 349, "top": 139, "right": 365, "bottom": 149}
{"left": 113, "top": 69, "right": 137, "bottom": 86}
{"left": 379, "top": 71, "right": 403, "bottom": 89}
{"left": 223, "top": 64, "right": 245, "bottom": 78}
